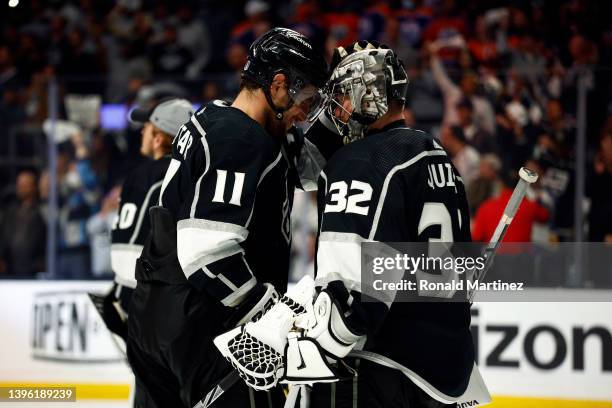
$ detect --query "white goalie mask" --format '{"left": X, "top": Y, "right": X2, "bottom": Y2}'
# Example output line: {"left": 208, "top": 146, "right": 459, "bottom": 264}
{"left": 327, "top": 47, "right": 408, "bottom": 143}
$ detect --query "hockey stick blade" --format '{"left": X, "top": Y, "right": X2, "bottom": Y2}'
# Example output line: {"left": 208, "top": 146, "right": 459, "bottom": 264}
{"left": 193, "top": 370, "right": 241, "bottom": 408}
{"left": 468, "top": 167, "right": 538, "bottom": 302}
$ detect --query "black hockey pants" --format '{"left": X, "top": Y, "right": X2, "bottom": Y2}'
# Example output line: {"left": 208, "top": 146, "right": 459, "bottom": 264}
{"left": 126, "top": 207, "right": 284, "bottom": 407}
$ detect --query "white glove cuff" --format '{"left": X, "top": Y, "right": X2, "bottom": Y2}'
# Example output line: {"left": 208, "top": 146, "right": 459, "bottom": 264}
{"left": 308, "top": 291, "right": 363, "bottom": 358}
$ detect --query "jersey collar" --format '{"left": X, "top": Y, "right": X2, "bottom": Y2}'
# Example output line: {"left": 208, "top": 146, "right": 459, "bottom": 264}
{"left": 366, "top": 119, "right": 406, "bottom": 136}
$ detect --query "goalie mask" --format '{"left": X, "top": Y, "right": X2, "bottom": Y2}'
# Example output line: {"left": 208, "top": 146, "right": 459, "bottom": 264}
{"left": 327, "top": 46, "right": 408, "bottom": 143}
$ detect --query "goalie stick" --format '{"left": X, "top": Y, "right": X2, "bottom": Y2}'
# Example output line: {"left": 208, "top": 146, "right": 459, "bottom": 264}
{"left": 193, "top": 167, "right": 538, "bottom": 408}
{"left": 467, "top": 166, "right": 538, "bottom": 302}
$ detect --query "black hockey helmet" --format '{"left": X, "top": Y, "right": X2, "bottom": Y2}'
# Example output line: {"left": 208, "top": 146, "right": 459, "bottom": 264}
{"left": 242, "top": 27, "right": 328, "bottom": 119}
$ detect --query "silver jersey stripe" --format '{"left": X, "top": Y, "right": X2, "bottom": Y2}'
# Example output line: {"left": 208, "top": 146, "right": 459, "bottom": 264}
{"left": 182, "top": 245, "right": 244, "bottom": 278}
{"left": 177, "top": 218, "right": 248, "bottom": 278}
{"left": 177, "top": 218, "right": 248, "bottom": 238}
{"left": 221, "top": 275, "right": 257, "bottom": 307}
{"left": 318, "top": 170, "right": 328, "bottom": 236}
{"left": 245, "top": 151, "right": 283, "bottom": 227}
{"left": 129, "top": 180, "right": 163, "bottom": 244}
{"left": 159, "top": 159, "right": 181, "bottom": 206}
{"left": 190, "top": 115, "right": 211, "bottom": 218}
{"left": 368, "top": 150, "right": 447, "bottom": 240}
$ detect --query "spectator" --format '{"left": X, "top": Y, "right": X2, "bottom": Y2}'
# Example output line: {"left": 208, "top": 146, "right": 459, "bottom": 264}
{"left": 495, "top": 104, "right": 534, "bottom": 172}
{"left": 440, "top": 125, "right": 480, "bottom": 188}
{"left": 466, "top": 153, "right": 502, "bottom": 215}
{"left": 358, "top": 1, "right": 391, "bottom": 42}
{"left": 541, "top": 99, "right": 575, "bottom": 157}
{"left": 150, "top": 23, "right": 193, "bottom": 78}
{"left": 456, "top": 97, "right": 495, "bottom": 152}
{"left": 0, "top": 170, "right": 46, "bottom": 277}
{"left": 87, "top": 186, "right": 121, "bottom": 278}
{"left": 322, "top": 0, "right": 360, "bottom": 55}
{"left": 588, "top": 129, "right": 612, "bottom": 242}
{"left": 230, "top": 0, "right": 272, "bottom": 49}
{"left": 473, "top": 170, "right": 549, "bottom": 243}
{"left": 467, "top": 14, "right": 500, "bottom": 66}
{"left": 55, "top": 133, "right": 101, "bottom": 279}
{"left": 287, "top": 0, "right": 325, "bottom": 51}
{"left": 429, "top": 42, "right": 496, "bottom": 135}
{"left": 176, "top": 5, "right": 212, "bottom": 78}
{"left": 379, "top": 16, "right": 418, "bottom": 67}
{"left": 510, "top": 32, "right": 546, "bottom": 83}
{"left": 422, "top": 0, "right": 466, "bottom": 45}
{"left": 58, "top": 28, "right": 106, "bottom": 94}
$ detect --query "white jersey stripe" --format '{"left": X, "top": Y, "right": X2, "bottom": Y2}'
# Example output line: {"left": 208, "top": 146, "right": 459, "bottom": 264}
{"left": 189, "top": 116, "right": 211, "bottom": 218}
{"left": 129, "top": 180, "right": 163, "bottom": 244}
{"left": 159, "top": 159, "right": 181, "bottom": 206}
{"left": 368, "top": 150, "right": 447, "bottom": 240}
{"left": 245, "top": 151, "right": 283, "bottom": 227}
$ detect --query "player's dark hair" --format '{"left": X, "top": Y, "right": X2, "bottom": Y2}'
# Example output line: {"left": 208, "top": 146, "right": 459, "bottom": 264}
{"left": 239, "top": 77, "right": 261, "bottom": 92}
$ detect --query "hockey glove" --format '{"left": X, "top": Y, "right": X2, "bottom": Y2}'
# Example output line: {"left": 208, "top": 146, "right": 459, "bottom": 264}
{"left": 225, "top": 282, "right": 279, "bottom": 328}
{"left": 214, "top": 275, "right": 316, "bottom": 390}
{"left": 281, "top": 289, "right": 364, "bottom": 385}
{"left": 88, "top": 285, "right": 128, "bottom": 342}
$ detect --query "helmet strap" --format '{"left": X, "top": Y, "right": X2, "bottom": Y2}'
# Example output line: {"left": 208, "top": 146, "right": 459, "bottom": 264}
{"left": 263, "top": 85, "right": 294, "bottom": 121}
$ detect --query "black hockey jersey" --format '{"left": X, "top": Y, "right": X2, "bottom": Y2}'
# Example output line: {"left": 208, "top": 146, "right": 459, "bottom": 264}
{"left": 111, "top": 156, "right": 170, "bottom": 288}
{"left": 158, "top": 100, "right": 340, "bottom": 307}
{"left": 316, "top": 120, "right": 474, "bottom": 397}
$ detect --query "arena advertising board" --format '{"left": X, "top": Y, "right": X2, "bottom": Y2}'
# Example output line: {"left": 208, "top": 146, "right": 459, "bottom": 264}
{"left": 0, "top": 281, "right": 610, "bottom": 407}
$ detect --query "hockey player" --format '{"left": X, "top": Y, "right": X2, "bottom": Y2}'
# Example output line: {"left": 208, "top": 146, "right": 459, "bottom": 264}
{"left": 91, "top": 98, "right": 194, "bottom": 343}
{"left": 215, "top": 41, "right": 476, "bottom": 407}
{"left": 126, "top": 28, "right": 341, "bottom": 408}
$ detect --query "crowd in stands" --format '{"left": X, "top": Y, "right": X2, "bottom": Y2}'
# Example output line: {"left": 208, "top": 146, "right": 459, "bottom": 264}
{"left": 0, "top": 0, "right": 611, "bottom": 285}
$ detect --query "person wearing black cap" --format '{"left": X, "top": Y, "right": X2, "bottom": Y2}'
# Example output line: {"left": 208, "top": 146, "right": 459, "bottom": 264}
{"left": 91, "top": 98, "right": 194, "bottom": 346}
{"left": 126, "top": 28, "right": 340, "bottom": 408}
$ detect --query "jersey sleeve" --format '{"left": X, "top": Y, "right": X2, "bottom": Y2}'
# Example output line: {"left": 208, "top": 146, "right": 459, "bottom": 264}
{"left": 171, "top": 114, "right": 279, "bottom": 307}
{"left": 316, "top": 158, "right": 401, "bottom": 335}
{"left": 111, "top": 170, "right": 163, "bottom": 288}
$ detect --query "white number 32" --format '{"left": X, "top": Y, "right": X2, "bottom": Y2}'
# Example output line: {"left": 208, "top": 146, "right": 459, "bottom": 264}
{"left": 324, "top": 180, "right": 373, "bottom": 215}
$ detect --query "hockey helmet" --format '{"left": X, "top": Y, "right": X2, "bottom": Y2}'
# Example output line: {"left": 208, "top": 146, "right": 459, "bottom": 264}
{"left": 242, "top": 28, "right": 328, "bottom": 120}
{"left": 327, "top": 42, "right": 408, "bottom": 143}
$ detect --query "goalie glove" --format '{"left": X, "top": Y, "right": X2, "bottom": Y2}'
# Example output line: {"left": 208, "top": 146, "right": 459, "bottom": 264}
{"left": 214, "top": 275, "right": 316, "bottom": 390}
{"left": 282, "top": 289, "right": 364, "bottom": 384}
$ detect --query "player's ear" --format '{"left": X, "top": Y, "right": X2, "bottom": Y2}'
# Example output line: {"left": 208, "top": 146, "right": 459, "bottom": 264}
{"left": 152, "top": 131, "right": 163, "bottom": 149}
{"left": 270, "top": 73, "right": 287, "bottom": 97}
